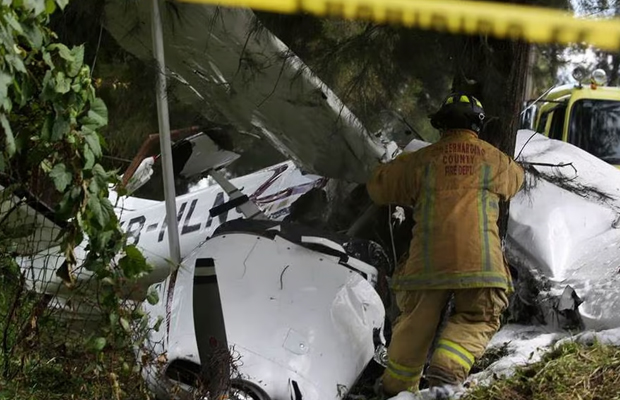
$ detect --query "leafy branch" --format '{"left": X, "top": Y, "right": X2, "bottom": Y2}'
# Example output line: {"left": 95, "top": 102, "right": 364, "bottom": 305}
{"left": 0, "top": 0, "right": 156, "bottom": 384}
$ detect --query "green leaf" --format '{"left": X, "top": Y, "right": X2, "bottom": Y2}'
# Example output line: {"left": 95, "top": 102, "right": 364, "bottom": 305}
{"left": 23, "top": 25, "right": 44, "bottom": 49}
{"left": 41, "top": 70, "right": 55, "bottom": 100}
{"left": 70, "top": 186, "right": 81, "bottom": 199}
{"left": 96, "top": 229, "right": 114, "bottom": 249}
{"left": 153, "top": 315, "right": 164, "bottom": 332}
{"left": 132, "top": 308, "right": 146, "bottom": 320}
{"left": 0, "top": 114, "right": 15, "bottom": 157}
{"left": 0, "top": 153, "right": 5, "bottom": 172}
{"left": 119, "top": 244, "right": 148, "bottom": 280}
{"left": 101, "top": 198, "right": 116, "bottom": 223}
{"left": 86, "top": 97, "right": 108, "bottom": 128}
{"left": 45, "top": 0, "right": 56, "bottom": 14}
{"left": 49, "top": 163, "right": 72, "bottom": 192}
{"left": 51, "top": 116, "right": 69, "bottom": 141}
{"left": 146, "top": 288, "right": 160, "bottom": 305}
{"left": 6, "top": 53, "right": 26, "bottom": 74}
{"left": 109, "top": 312, "right": 119, "bottom": 327}
{"left": 41, "top": 115, "right": 54, "bottom": 142}
{"left": 90, "top": 337, "right": 106, "bottom": 353}
{"left": 0, "top": 72, "right": 12, "bottom": 107}
{"left": 83, "top": 257, "right": 104, "bottom": 273}
{"left": 88, "top": 178, "right": 100, "bottom": 197}
{"left": 126, "top": 244, "right": 145, "bottom": 262}
{"left": 12, "top": 76, "right": 27, "bottom": 107}
{"left": 54, "top": 71, "right": 70, "bottom": 94}
{"left": 84, "top": 131, "right": 102, "bottom": 158}
{"left": 92, "top": 163, "right": 108, "bottom": 186}
{"left": 24, "top": 0, "right": 46, "bottom": 15}
{"left": 56, "top": 191, "right": 73, "bottom": 218}
{"left": 19, "top": 75, "right": 34, "bottom": 105}
{"left": 102, "top": 277, "right": 115, "bottom": 286}
{"left": 4, "top": 12, "right": 24, "bottom": 35}
{"left": 88, "top": 195, "right": 105, "bottom": 228}
{"left": 40, "top": 159, "right": 53, "bottom": 173}
{"left": 48, "top": 43, "right": 73, "bottom": 62}
{"left": 119, "top": 317, "right": 130, "bottom": 333}
{"left": 83, "top": 144, "right": 95, "bottom": 170}
{"left": 42, "top": 51, "right": 54, "bottom": 69}
{"left": 67, "top": 45, "right": 84, "bottom": 77}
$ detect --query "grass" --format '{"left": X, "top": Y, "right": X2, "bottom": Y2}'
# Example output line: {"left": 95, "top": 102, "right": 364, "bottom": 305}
{"left": 0, "top": 336, "right": 149, "bottom": 400}
{"left": 0, "top": 260, "right": 150, "bottom": 400}
{"left": 462, "top": 340, "right": 620, "bottom": 400}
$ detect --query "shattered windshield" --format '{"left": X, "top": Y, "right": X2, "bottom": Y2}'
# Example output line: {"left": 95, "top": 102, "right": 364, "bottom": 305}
{"left": 568, "top": 99, "right": 620, "bottom": 164}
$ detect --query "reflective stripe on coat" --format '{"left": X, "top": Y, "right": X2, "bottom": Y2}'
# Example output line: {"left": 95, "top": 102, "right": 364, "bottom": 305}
{"left": 367, "top": 129, "right": 525, "bottom": 291}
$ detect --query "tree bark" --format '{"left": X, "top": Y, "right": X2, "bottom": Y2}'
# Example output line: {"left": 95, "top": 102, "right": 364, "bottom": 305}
{"left": 451, "top": 34, "right": 531, "bottom": 238}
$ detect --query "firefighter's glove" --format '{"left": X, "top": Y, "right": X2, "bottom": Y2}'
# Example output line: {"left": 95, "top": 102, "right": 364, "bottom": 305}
{"left": 380, "top": 141, "right": 401, "bottom": 164}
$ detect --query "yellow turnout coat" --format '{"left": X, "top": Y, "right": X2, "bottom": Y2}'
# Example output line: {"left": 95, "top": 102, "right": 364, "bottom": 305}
{"left": 367, "top": 129, "right": 524, "bottom": 292}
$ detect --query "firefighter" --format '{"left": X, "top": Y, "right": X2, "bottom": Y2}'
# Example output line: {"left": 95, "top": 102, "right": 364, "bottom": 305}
{"left": 367, "top": 93, "right": 525, "bottom": 397}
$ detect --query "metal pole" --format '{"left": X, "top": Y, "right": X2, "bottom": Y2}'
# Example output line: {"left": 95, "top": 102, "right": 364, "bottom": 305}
{"left": 151, "top": 0, "right": 181, "bottom": 267}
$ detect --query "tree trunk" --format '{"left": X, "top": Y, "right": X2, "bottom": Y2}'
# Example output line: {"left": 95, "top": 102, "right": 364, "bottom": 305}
{"left": 451, "top": 34, "right": 531, "bottom": 239}
{"left": 609, "top": 54, "right": 620, "bottom": 86}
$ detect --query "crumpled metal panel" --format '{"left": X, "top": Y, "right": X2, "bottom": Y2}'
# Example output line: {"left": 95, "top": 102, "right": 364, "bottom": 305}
{"left": 187, "top": 232, "right": 385, "bottom": 399}
{"left": 103, "top": 1, "right": 388, "bottom": 183}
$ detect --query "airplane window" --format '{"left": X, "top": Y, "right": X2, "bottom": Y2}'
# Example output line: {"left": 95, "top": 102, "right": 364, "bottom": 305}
{"left": 568, "top": 99, "right": 620, "bottom": 165}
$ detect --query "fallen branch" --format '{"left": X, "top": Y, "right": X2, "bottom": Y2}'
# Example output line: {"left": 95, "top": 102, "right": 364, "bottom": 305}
{"left": 520, "top": 161, "right": 619, "bottom": 213}
{"left": 519, "top": 161, "right": 578, "bottom": 175}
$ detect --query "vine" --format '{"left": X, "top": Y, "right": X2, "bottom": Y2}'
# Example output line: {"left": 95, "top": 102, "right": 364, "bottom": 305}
{"left": 0, "top": 0, "right": 157, "bottom": 392}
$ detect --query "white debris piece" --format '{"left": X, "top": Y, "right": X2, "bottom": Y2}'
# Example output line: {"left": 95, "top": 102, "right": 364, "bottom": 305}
{"left": 556, "top": 326, "right": 620, "bottom": 347}
{"left": 508, "top": 130, "right": 620, "bottom": 331}
{"left": 467, "top": 324, "right": 563, "bottom": 385}
{"left": 392, "top": 206, "right": 406, "bottom": 225}
{"left": 507, "top": 130, "right": 620, "bottom": 283}
{"left": 386, "top": 384, "right": 467, "bottom": 400}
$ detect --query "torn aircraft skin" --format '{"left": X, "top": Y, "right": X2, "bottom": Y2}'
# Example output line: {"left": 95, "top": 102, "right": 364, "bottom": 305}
{"left": 10, "top": 132, "right": 331, "bottom": 309}
{"left": 102, "top": 0, "right": 397, "bottom": 184}
{"left": 142, "top": 220, "right": 387, "bottom": 400}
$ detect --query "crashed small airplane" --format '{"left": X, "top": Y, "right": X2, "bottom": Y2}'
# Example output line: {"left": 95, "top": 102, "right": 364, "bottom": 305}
{"left": 4, "top": 1, "right": 620, "bottom": 400}
{"left": 7, "top": 125, "right": 620, "bottom": 400}
{"left": 2, "top": 127, "right": 393, "bottom": 399}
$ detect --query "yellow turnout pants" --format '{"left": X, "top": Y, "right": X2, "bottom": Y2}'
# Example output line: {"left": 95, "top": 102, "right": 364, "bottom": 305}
{"left": 381, "top": 288, "right": 509, "bottom": 395}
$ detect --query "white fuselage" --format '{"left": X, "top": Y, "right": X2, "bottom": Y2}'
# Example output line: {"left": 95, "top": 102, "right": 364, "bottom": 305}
{"left": 16, "top": 161, "right": 327, "bottom": 305}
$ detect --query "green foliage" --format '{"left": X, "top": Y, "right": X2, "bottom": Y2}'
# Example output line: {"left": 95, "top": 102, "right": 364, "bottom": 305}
{"left": 0, "top": 1, "right": 154, "bottom": 398}
{"left": 256, "top": 13, "right": 452, "bottom": 144}
{"left": 0, "top": 0, "right": 152, "bottom": 294}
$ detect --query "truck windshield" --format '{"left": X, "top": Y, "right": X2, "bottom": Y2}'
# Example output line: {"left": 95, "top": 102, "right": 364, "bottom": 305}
{"left": 568, "top": 99, "right": 620, "bottom": 164}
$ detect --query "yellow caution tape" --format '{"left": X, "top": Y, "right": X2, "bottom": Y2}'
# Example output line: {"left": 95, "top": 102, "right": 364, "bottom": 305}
{"left": 176, "top": 0, "right": 620, "bottom": 51}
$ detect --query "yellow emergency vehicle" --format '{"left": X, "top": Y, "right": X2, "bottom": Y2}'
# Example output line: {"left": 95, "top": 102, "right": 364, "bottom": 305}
{"left": 521, "top": 67, "right": 620, "bottom": 167}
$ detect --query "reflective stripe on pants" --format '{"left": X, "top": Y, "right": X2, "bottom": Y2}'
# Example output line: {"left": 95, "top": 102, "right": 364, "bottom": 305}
{"left": 386, "top": 358, "right": 423, "bottom": 387}
{"left": 381, "top": 287, "right": 508, "bottom": 396}
{"left": 381, "top": 290, "right": 450, "bottom": 395}
{"left": 429, "top": 287, "right": 509, "bottom": 383}
{"left": 435, "top": 339, "right": 475, "bottom": 370}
